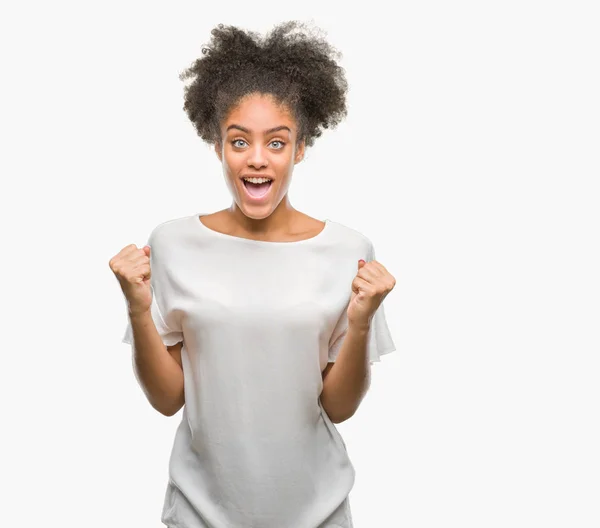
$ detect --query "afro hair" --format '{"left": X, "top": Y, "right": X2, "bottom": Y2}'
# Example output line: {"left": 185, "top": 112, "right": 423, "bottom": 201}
{"left": 178, "top": 21, "right": 349, "bottom": 148}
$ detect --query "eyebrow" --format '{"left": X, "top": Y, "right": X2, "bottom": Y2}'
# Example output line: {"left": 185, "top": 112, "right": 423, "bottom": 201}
{"left": 226, "top": 124, "right": 291, "bottom": 135}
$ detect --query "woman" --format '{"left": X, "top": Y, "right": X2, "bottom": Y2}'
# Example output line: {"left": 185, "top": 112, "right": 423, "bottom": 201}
{"left": 110, "top": 21, "right": 397, "bottom": 528}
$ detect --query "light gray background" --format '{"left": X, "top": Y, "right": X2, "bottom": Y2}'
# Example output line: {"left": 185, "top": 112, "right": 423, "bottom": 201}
{"left": 1, "top": 1, "right": 598, "bottom": 527}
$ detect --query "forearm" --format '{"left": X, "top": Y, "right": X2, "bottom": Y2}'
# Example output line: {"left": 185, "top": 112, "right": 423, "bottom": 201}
{"left": 320, "top": 323, "right": 371, "bottom": 423}
{"left": 129, "top": 310, "right": 184, "bottom": 416}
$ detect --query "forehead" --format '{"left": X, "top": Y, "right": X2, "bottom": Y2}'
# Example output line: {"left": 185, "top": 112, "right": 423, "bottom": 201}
{"left": 225, "top": 93, "right": 295, "bottom": 130}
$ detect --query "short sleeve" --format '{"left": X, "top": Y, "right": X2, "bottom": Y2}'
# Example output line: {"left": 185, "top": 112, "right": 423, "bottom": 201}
{"left": 121, "top": 229, "right": 183, "bottom": 348}
{"left": 327, "top": 241, "right": 396, "bottom": 364}
{"left": 121, "top": 285, "right": 184, "bottom": 347}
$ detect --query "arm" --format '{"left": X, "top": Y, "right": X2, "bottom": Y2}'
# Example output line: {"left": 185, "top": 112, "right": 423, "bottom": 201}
{"left": 319, "top": 322, "right": 371, "bottom": 424}
{"left": 129, "top": 310, "right": 185, "bottom": 417}
{"left": 320, "top": 251, "right": 397, "bottom": 423}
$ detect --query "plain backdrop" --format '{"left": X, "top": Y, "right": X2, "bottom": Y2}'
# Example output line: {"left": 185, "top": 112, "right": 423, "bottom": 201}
{"left": 1, "top": 1, "right": 599, "bottom": 527}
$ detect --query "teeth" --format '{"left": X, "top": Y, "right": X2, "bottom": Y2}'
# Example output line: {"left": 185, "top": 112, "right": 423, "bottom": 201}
{"left": 243, "top": 177, "right": 272, "bottom": 184}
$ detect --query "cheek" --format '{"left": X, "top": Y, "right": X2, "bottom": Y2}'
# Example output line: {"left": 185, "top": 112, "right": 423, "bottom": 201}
{"left": 222, "top": 151, "right": 243, "bottom": 171}
{"left": 275, "top": 151, "right": 295, "bottom": 167}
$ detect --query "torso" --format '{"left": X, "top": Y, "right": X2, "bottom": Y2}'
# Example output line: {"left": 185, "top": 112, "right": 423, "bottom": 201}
{"left": 199, "top": 210, "right": 326, "bottom": 243}
{"left": 157, "top": 213, "right": 359, "bottom": 527}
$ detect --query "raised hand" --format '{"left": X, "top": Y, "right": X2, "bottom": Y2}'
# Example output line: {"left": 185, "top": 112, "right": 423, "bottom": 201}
{"left": 109, "top": 244, "right": 153, "bottom": 317}
{"left": 347, "top": 258, "right": 396, "bottom": 330}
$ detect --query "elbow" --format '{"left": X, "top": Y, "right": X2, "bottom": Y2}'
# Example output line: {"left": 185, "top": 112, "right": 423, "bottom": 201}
{"left": 321, "top": 392, "right": 369, "bottom": 424}
{"left": 331, "top": 413, "right": 353, "bottom": 424}
{"left": 151, "top": 395, "right": 184, "bottom": 417}
{"left": 155, "top": 402, "right": 182, "bottom": 417}
{"left": 320, "top": 377, "right": 370, "bottom": 424}
{"left": 327, "top": 407, "right": 357, "bottom": 424}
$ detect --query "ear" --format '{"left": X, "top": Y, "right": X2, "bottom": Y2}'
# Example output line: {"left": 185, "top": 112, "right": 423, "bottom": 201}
{"left": 214, "top": 141, "right": 223, "bottom": 162}
{"left": 294, "top": 139, "right": 305, "bottom": 164}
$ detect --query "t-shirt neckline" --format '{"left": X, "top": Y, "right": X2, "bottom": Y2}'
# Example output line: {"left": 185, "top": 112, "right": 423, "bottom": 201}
{"left": 194, "top": 213, "right": 331, "bottom": 246}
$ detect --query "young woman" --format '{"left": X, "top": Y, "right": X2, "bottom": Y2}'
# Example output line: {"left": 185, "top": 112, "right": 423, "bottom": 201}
{"left": 111, "top": 21, "right": 397, "bottom": 528}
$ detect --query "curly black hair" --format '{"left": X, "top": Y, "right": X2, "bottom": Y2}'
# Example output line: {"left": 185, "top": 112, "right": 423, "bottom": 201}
{"left": 178, "top": 21, "right": 348, "bottom": 148}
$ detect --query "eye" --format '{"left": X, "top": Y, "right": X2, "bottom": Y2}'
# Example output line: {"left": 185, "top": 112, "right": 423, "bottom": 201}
{"left": 231, "top": 139, "right": 286, "bottom": 149}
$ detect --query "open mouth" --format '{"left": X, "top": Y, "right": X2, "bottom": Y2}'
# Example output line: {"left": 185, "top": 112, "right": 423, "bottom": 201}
{"left": 242, "top": 179, "right": 273, "bottom": 200}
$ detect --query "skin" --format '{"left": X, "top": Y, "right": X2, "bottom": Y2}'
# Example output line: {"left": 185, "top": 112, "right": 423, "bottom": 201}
{"left": 125, "top": 93, "right": 395, "bottom": 421}
{"left": 170, "top": 92, "right": 332, "bottom": 389}
{"left": 187, "top": 91, "right": 383, "bottom": 422}
{"left": 205, "top": 92, "right": 326, "bottom": 242}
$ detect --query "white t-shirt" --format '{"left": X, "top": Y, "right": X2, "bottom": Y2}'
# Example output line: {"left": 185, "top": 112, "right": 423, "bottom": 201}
{"left": 122, "top": 212, "right": 396, "bottom": 528}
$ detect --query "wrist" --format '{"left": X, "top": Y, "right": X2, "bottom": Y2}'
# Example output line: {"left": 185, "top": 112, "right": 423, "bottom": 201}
{"left": 128, "top": 307, "right": 152, "bottom": 320}
{"left": 348, "top": 320, "right": 371, "bottom": 335}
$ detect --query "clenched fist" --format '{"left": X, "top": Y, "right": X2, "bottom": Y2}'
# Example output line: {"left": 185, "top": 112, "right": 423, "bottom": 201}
{"left": 109, "top": 244, "right": 153, "bottom": 317}
{"left": 347, "top": 258, "right": 396, "bottom": 330}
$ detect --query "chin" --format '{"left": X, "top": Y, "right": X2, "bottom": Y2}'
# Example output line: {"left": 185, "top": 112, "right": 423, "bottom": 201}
{"left": 237, "top": 206, "right": 274, "bottom": 220}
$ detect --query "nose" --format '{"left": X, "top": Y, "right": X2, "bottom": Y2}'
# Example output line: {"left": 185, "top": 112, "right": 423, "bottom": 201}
{"left": 247, "top": 145, "right": 269, "bottom": 169}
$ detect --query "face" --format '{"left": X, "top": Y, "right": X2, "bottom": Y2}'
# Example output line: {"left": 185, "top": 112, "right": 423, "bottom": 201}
{"left": 215, "top": 93, "right": 305, "bottom": 219}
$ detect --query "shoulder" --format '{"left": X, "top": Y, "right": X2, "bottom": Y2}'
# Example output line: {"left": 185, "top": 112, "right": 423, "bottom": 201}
{"left": 326, "top": 219, "right": 373, "bottom": 255}
{"left": 148, "top": 213, "right": 194, "bottom": 247}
